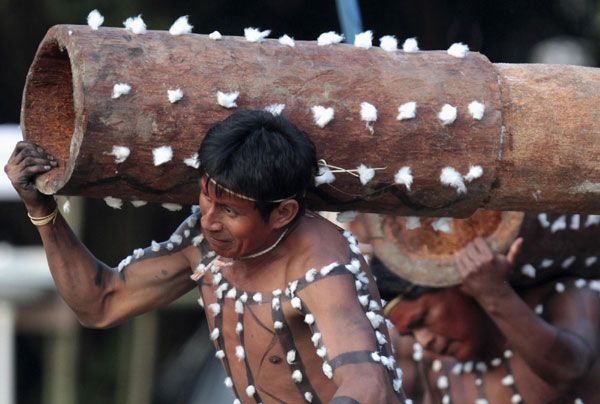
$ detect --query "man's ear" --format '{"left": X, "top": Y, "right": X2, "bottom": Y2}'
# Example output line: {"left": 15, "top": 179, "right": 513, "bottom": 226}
{"left": 269, "top": 200, "right": 299, "bottom": 229}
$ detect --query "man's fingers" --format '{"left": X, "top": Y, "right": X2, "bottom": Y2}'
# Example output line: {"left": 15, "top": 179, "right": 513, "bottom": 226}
{"left": 506, "top": 237, "right": 523, "bottom": 264}
{"left": 22, "top": 164, "right": 53, "bottom": 177}
{"left": 17, "top": 156, "right": 57, "bottom": 169}
{"left": 14, "top": 144, "right": 55, "bottom": 166}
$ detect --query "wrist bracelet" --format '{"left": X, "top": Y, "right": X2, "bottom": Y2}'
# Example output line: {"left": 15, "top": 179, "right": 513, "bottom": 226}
{"left": 28, "top": 207, "right": 58, "bottom": 226}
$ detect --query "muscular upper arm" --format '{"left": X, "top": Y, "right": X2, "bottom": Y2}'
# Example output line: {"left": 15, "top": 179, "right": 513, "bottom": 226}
{"left": 295, "top": 253, "right": 401, "bottom": 403}
{"left": 91, "top": 212, "right": 209, "bottom": 327}
{"left": 545, "top": 281, "right": 600, "bottom": 362}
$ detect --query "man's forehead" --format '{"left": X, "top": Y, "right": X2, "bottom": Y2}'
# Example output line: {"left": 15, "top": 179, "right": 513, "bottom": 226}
{"left": 200, "top": 176, "right": 255, "bottom": 207}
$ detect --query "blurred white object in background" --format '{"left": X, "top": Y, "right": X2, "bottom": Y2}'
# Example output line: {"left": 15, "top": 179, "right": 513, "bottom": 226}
{"left": 0, "top": 124, "right": 21, "bottom": 201}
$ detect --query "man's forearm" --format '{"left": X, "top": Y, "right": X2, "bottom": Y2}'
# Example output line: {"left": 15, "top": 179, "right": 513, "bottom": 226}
{"left": 475, "top": 286, "right": 593, "bottom": 388}
{"left": 36, "top": 211, "right": 116, "bottom": 325}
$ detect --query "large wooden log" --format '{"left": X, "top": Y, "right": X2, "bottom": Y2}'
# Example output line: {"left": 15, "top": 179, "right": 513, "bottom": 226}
{"left": 21, "top": 25, "right": 600, "bottom": 216}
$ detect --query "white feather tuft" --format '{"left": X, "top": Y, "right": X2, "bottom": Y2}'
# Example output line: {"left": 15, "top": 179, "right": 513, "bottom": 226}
{"left": 468, "top": 101, "right": 485, "bottom": 120}
{"left": 245, "top": 384, "right": 255, "bottom": 396}
{"left": 538, "top": 213, "right": 550, "bottom": 228}
{"left": 111, "top": 83, "right": 131, "bottom": 99}
{"left": 464, "top": 165, "right": 483, "bottom": 182}
{"left": 305, "top": 392, "right": 313, "bottom": 402}
{"left": 278, "top": 34, "right": 295, "bottom": 47}
{"left": 287, "top": 350, "right": 296, "bottom": 364}
{"left": 585, "top": 215, "right": 600, "bottom": 227}
{"left": 394, "top": 166, "right": 413, "bottom": 190}
{"left": 123, "top": 15, "right": 147, "bottom": 35}
{"left": 169, "top": 16, "right": 193, "bottom": 35}
{"left": 357, "top": 164, "right": 375, "bottom": 185}
{"left": 311, "top": 105, "right": 334, "bottom": 128}
{"left": 168, "top": 88, "right": 184, "bottom": 103}
{"left": 402, "top": 37, "right": 419, "bottom": 53}
{"left": 236, "top": 345, "right": 246, "bottom": 361}
{"left": 217, "top": 91, "right": 239, "bottom": 108}
{"left": 431, "top": 217, "right": 453, "bottom": 233}
{"left": 153, "top": 145, "right": 173, "bottom": 166}
{"left": 244, "top": 27, "right": 270, "bottom": 42}
{"left": 292, "top": 370, "right": 303, "bottom": 383}
{"left": 440, "top": 167, "right": 467, "bottom": 193}
{"left": 265, "top": 103, "right": 285, "bottom": 116}
{"left": 551, "top": 215, "right": 567, "bottom": 233}
{"left": 108, "top": 145, "right": 130, "bottom": 163}
{"left": 354, "top": 30, "right": 373, "bottom": 49}
{"left": 317, "top": 31, "right": 344, "bottom": 46}
{"left": 336, "top": 211, "right": 358, "bottom": 223}
{"left": 104, "top": 196, "right": 123, "bottom": 209}
{"left": 208, "top": 31, "right": 222, "bottom": 40}
{"left": 438, "top": 104, "right": 457, "bottom": 125}
{"left": 184, "top": 153, "right": 200, "bottom": 168}
{"left": 397, "top": 101, "right": 417, "bottom": 120}
{"left": 521, "top": 264, "right": 536, "bottom": 278}
{"left": 322, "top": 362, "right": 333, "bottom": 379}
{"left": 87, "top": 9, "right": 104, "bottom": 30}
{"left": 405, "top": 216, "right": 421, "bottom": 230}
{"left": 379, "top": 35, "right": 398, "bottom": 52}
{"left": 162, "top": 203, "right": 182, "bottom": 211}
{"left": 315, "top": 165, "right": 336, "bottom": 186}
{"left": 561, "top": 256, "right": 576, "bottom": 269}
{"left": 448, "top": 42, "right": 469, "bottom": 58}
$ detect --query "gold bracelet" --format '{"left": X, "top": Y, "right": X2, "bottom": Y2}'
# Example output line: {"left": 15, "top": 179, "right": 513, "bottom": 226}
{"left": 28, "top": 207, "right": 58, "bottom": 226}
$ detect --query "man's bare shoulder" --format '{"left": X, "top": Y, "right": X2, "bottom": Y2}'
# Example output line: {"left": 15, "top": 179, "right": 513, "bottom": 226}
{"left": 284, "top": 214, "right": 353, "bottom": 279}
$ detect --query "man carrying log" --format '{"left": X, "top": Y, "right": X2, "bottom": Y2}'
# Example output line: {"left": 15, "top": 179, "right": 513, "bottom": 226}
{"left": 365, "top": 214, "right": 600, "bottom": 404}
{"left": 5, "top": 110, "right": 406, "bottom": 404}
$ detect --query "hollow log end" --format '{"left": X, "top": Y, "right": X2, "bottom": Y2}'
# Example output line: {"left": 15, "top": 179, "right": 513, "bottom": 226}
{"left": 21, "top": 25, "right": 83, "bottom": 195}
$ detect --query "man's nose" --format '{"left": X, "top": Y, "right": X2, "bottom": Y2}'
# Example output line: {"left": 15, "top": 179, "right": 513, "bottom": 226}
{"left": 200, "top": 205, "right": 222, "bottom": 232}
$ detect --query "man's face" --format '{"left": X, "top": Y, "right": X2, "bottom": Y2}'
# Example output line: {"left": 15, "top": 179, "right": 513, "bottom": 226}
{"left": 198, "top": 176, "right": 274, "bottom": 258}
{"left": 388, "top": 287, "right": 485, "bottom": 361}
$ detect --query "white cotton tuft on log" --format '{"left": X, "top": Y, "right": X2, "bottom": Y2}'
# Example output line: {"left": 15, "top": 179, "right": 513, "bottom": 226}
{"left": 538, "top": 213, "right": 550, "bottom": 228}
{"left": 337, "top": 211, "right": 358, "bottom": 223}
{"left": 440, "top": 167, "right": 467, "bottom": 193}
{"left": 448, "top": 42, "right": 469, "bottom": 58}
{"left": 108, "top": 145, "right": 130, "bottom": 163}
{"left": 354, "top": 30, "right": 373, "bottom": 49}
{"left": 464, "top": 165, "right": 483, "bottom": 182}
{"left": 87, "top": 10, "right": 104, "bottom": 30}
{"left": 153, "top": 145, "right": 173, "bottom": 166}
{"left": 111, "top": 83, "right": 131, "bottom": 99}
{"left": 405, "top": 216, "right": 421, "bottom": 230}
{"left": 468, "top": 101, "right": 486, "bottom": 120}
{"left": 217, "top": 91, "right": 239, "bottom": 108}
{"left": 360, "top": 102, "right": 377, "bottom": 123}
{"left": 438, "top": 104, "right": 457, "bottom": 125}
{"left": 357, "top": 164, "right": 375, "bottom": 185}
{"left": 278, "top": 34, "right": 295, "bottom": 47}
{"left": 265, "top": 103, "right": 285, "bottom": 116}
{"left": 311, "top": 105, "right": 334, "bottom": 128}
{"left": 244, "top": 27, "right": 270, "bottom": 42}
{"left": 123, "top": 15, "right": 147, "bottom": 35}
{"left": 394, "top": 166, "right": 413, "bottom": 191}
{"left": 131, "top": 200, "right": 147, "bottom": 207}
{"left": 208, "top": 31, "right": 222, "bottom": 40}
{"left": 585, "top": 215, "right": 600, "bottom": 227}
{"left": 315, "top": 166, "right": 335, "bottom": 186}
{"left": 402, "top": 37, "right": 419, "bottom": 52}
{"left": 184, "top": 153, "right": 200, "bottom": 168}
{"left": 169, "top": 16, "right": 193, "bottom": 35}
{"left": 168, "top": 88, "right": 184, "bottom": 103}
{"left": 379, "top": 35, "right": 398, "bottom": 52}
{"left": 397, "top": 101, "right": 417, "bottom": 120}
{"left": 551, "top": 215, "right": 567, "bottom": 233}
{"left": 317, "top": 31, "right": 344, "bottom": 46}
{"left": 104, "top": 196, "right": 123, "bottom": 209}
{"left": 162, "top": 203, "right": 183, "bottom": 211}
{"left": 431, "top": 217, "right": 452, "bottom": 234}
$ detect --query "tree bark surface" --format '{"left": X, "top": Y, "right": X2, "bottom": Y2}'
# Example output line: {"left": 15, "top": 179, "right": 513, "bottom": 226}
{"left": 21, "top": 25, "right": 600, "bottom": 216}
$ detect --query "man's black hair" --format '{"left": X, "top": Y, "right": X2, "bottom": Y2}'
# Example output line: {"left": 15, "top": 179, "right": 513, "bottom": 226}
{"left": 198, "top": 110, "right": 318, "bottom": 222}
{"left": 370, "top": 255, "right": 440, "bottom": 302}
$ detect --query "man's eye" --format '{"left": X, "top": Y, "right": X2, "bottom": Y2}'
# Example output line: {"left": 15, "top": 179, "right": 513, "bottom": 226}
{"left": 224, "top": 206, "right": 236, "bottom": 215}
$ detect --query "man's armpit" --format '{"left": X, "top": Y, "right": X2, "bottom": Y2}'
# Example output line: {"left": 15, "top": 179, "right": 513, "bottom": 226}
{"left": 330, "top": 397, "right": 362, "bottom": 404}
